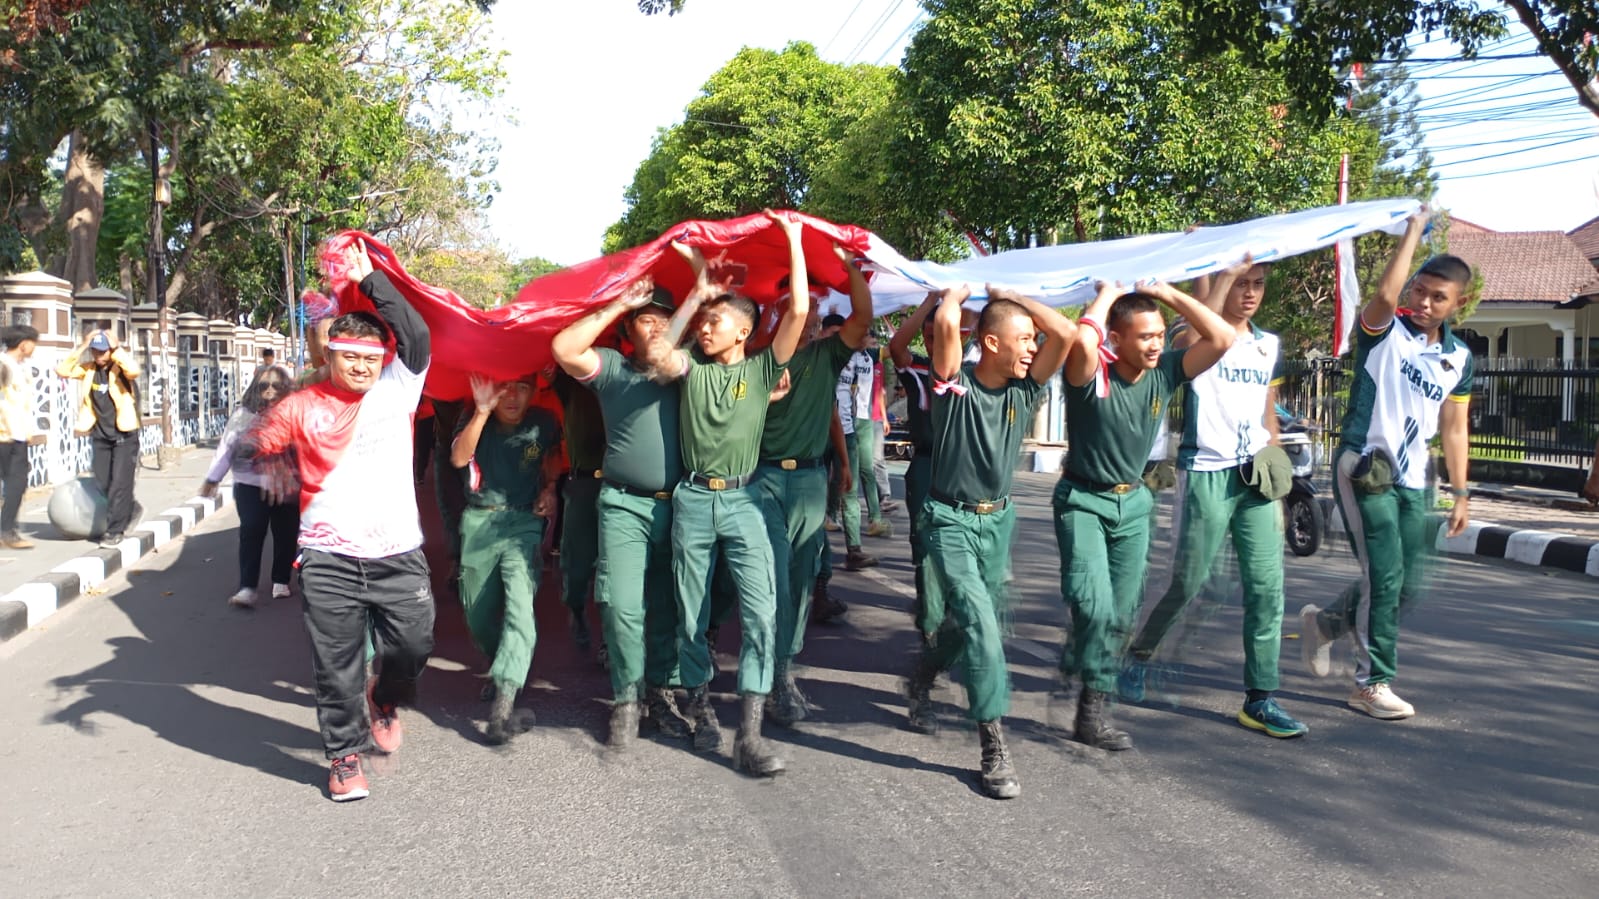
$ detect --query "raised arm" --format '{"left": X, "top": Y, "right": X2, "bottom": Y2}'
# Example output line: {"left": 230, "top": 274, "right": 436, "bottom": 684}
{"left": 56, "top": 335, "right": 91, "bottom": 379}
{"left": 1066, "top": 280, "right": 1120, "bottom": 388}
{"left": 1440, "top": 396, "right": 1470, "bottom": 537}
{"left": 766, "top": 210, "right": 809, "bottom": 365}
{"left": 1175, "top": 254, "right": 1256, "bottom": 350}
{"left": 450, "top": 375, "right": 506, "bottom": 469}
{"left": 1363, "top": 211, "right": 1429, "bottom": 335}
{"left": 988, "top": 284, "right": 1076, "bottom": 385}
{"left": 834, "top": 243, "right": 874, "bottom": 350}
{"left": 890, "top": 292, "right": 939, "bottom": 369}
{"left": 1140, "top": 281, "right": 1236, "bottom": 379}
{"left": 346, "top": 242, "right": 430, "bottom": 374}
{"left": 552, "top": 279, "right": 655, "bottom": 380}
{"left": 644, "top": 242, "right": 731, "bottom": 381}
{"left": 930, "top": 284, "right": 971, "bottom": 381}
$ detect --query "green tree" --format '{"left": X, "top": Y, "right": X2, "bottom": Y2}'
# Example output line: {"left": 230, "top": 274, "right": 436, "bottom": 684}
{"left": 1258, "top": 63, "right": 1442, "bottom": 356}
{"left": 507, "top": 256, "right": 565, "bottom": 293}
{"left": 897, "top": 0, "right": 1366, "bottom": 253}
{"left": 1184, "top": 1, "right": 1598, "bottom": 119}
{"left": 603, "top": 42, "right": 918, "bottom": 253}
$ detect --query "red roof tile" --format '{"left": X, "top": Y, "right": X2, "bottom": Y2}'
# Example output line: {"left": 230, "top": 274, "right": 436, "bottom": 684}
{"left": 1567, "top": 214, "right": 1599, "bottom": 260}
{"left": 1447, "top": 230, "right": 1599, "bottom": 303}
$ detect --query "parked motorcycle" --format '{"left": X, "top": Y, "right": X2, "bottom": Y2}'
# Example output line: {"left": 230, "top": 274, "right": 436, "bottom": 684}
{"left": 1277, "top": 410, "right": 1325, "bottom": 557}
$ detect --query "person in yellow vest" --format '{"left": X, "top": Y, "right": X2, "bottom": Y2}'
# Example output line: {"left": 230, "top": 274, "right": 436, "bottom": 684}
{"left": 57, "top": 329, "right": 143, "bottom": 548}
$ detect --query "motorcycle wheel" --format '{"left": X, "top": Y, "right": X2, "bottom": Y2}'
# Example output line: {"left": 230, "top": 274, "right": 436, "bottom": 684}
{"left": 1286, "top": 494, "right": 1324, "bottom": 557}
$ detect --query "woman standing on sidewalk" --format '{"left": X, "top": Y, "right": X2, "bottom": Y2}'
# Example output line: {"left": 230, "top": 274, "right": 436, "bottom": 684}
{"left": 199, "top": 365, "right": 300, "bottom": 608}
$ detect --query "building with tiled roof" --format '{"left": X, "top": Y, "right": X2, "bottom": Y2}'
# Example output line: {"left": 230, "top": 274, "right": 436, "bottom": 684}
{"left": 1567, "top": 215, "right": 1599, "bottom": 266}
{"left": 1449, "top": 230, "right": 1599, "bottom": 305}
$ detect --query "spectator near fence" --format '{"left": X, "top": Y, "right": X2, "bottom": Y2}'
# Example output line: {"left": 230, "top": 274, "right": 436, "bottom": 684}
{"left": 1, "top": 325, "right": 43, "bottom": 549}
{"left": 57, "top": 329, "right": 143, "bottom": 548}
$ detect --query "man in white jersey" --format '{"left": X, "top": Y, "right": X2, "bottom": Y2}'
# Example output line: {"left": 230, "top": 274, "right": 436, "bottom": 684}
{"left": 1300, "top": 212, "right": 1474, "bottom": 720}
{"left": 1120, "top": 256, "right": 1308, "bottom": 739}
{"left": 241, "top": 242, "right": 434, "bottom": 801}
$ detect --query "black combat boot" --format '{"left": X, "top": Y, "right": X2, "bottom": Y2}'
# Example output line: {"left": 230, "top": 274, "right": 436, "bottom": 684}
{"left": 485, "top": 687, "right": 520, "bottom": 745}
{"left": 644, "top": 686, "right": 691, "bottom": 739}
{"left": 607, "top": 700, "right": 639, "bottom": 750}
{"left": 905, "top": 654, "right": 940, "bottom": 735}
{"left": 767, "top": 665, "right": 809, "bottom": 726}
{"left": 733, "top": 693, "right": 787, "bottom": 777}
{"left": 811, "top": 574, "right": 848, "bottom": 622}
{"left": 1075, "top": 687, "right": 1133, "bottom": 751}
{"left": 686, "top": 684, "right": 723, "bottom": 754}
{"left": 977, "top": 720, "right": 1020, "bottom": 799}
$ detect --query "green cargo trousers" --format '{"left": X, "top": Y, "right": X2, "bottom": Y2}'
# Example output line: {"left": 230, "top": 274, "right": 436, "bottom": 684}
{"left": 1053, "top": 478, "right": 1155, "bottom": 693}
{"left": 672, "top": 482, "right": 777, "bottom": 695}
{"left": 459, "top": 506, "right": 544, "bottom": 691}
{"left": 1130, "top": 467, "right": 1287, "bottom": 691}
{"left": 756, "top": 464, "right": 829, "bottom": 665}
{"left": 595, "top": 485, "right": 682, "bottom": 702}
{"left": 837, "top": 424, "right": 866, "bottom": 546}
{"left": 853, "top": 418, "right": 882, "bottom": 525}
{"left": 1322, "top": 448, "right": 1432, "bottom": 686}
{"left": 918, "top": 498, "right": 1016, "bottom": 722}
{"left": 561, "top": 474, "right": 602, "bottom": 616}
{"left": 904, "top": 451, "right": 939, "bottom": 636}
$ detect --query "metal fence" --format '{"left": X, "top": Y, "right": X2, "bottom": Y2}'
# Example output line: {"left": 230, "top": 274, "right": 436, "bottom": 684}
{"left": 1275, "top": 357, "right": 1599, "bottom": 478}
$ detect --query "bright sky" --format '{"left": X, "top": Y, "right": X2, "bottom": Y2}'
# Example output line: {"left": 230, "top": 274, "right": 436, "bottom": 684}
{"left": 479, "top": 3, "right": 1599, "bottom": 265}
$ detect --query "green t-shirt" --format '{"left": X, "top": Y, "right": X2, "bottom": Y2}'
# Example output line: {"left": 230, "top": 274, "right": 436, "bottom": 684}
{"left": 928, "top": 363, "right": 1046, "bottom": 503}
{"left": 584, "top": 348, "right": 682, "bottom": 492}
{"left": 680, "top": 346, "right": 786, "bottom": 478}
{"left": 1064, "top": 348, "right": 1191, "bottom": 486}
{"left": 455, "top": 408, "right": 561, "bottom": 508}
{"left": 554, "top": 371, "right": 606, "bottom": 471}
{"left": 760, "top": 334, "right": 854, "bottom": 461}
{"left": 897, "top": 353, "right": 935, "bottom": 450}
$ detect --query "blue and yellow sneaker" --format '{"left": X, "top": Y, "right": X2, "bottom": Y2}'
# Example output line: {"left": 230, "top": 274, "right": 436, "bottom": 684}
{"left": 1238, "top": 697, "right": 1309, "bottom": 739}
{"left": 1117, "top": 660, "right": 1149, "bottom": 703}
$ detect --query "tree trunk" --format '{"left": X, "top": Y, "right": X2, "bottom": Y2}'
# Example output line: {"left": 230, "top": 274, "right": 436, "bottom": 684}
{"left": 50, "top": 131, "right": 105, "bottom": 293}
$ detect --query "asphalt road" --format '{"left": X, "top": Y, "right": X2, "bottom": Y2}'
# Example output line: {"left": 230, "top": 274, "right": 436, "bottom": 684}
{"left": 1, "top": 471, "right": 1595, "bottom": 898}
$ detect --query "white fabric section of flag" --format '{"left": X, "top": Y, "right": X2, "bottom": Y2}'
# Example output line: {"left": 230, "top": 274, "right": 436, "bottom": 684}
{"left": 1333, "top": 237, "right": 1361, "bottom": 357}
{"left": 818, "top": 198, "right": 1421, "bottom": 315}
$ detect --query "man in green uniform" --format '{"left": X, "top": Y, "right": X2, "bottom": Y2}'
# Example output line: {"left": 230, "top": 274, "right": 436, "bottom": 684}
{"left": 904, "top": 282, "right": 1076, "bottom": 800}
{"left": 1300, "top": 213, "right": 1474, "bottom": 720}
{"left": 756, "top": 245, "right": 874, "bottom": 725}
{"left": 450, "top": 373, "right": 561, "bottom": 744}
{"left": 552, "top": 280, "right": 692, "bottom": 749}
{"left": 554, "top": 370, "right": 608, "bottom": 663}
{"left": 888, "top": 292, "right": 942, "bottom": 641}
{"left": 655, "top": 211, "right": 810, "bottom": 777}
{"left": 1119, "top": 257, "right": 1309, "bottom": 739}
{"left": 1054, "top": 279, "right": 1235, "bottom": 752}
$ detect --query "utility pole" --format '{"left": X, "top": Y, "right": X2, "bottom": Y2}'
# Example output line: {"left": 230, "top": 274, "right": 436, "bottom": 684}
{"left": 148, "top": 119, "right": 173, "bottom": 466}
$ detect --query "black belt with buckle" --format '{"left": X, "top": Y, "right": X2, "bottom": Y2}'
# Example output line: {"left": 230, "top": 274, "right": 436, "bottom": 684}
{"left": 760, "top": 457, "right": 824, "bottom": 471}
{"left": 686, "top": 471, "right": 753, "bottom": 491}
{"left": 570, "top": 467, "right": 604, "bottom": 479}
{"left": 1063, "top": 475, "right": 1139, "bottom": 495}
{"left": 604, "top": 479, "right": 674, "bottom": 501}
{"left": 929, "top": 489, "right": 1009, "bottom": 515}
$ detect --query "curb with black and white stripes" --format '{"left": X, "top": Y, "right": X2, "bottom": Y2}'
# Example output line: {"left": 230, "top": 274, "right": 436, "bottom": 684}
{"left": 1317, "top": 497, "right": 1599, "bottom": 577}
{"left": 0, "top": 492, "right": 230, "bottom": 644}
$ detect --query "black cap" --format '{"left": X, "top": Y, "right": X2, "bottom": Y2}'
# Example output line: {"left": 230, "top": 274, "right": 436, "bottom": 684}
{"left": 632, "top": 286, "right": 676, "bottom": 318}
{"left": 821, "top": 313, "right": 846, "bottom": 328}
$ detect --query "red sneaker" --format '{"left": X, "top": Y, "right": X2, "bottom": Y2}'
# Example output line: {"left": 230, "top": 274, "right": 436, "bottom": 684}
{"left": 328, "top": 754, "right": 369, "bottom": 802}
{"left": 367, "top": 677, "right": 404, "bottom": 754}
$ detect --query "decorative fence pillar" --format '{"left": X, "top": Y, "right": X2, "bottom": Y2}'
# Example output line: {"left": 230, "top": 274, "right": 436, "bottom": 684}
{"left": 207, "top": 319, "right": 236, "bottom": 440}
{"left": 131, "top": 302, "right": 175, "bottom": 454}
{"left": 175, "top": 312, "right": 208, "bottom": 448}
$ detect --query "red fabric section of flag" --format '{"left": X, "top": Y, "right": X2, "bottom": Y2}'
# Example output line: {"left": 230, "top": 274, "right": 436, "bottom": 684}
{"left": 320, "top": 212, "right": 872, "bottom": 401}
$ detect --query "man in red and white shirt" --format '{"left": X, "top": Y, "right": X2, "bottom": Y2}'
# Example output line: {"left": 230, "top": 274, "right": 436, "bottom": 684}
{"left": 241, "top": 242, "right": 433, "bottom": 802}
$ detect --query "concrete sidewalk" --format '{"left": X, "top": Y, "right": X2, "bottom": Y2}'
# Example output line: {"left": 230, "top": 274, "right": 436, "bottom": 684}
{"left": 0, "top": 448, "right": 229, "bottom": 642}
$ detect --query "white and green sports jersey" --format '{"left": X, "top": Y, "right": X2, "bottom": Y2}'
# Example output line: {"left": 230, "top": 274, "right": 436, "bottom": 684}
{"left": 1177, "top": 322, "right": 1284, "bottom": 472}
{"left": 1340, "top": 313, "right": 1473, "bottom": 489}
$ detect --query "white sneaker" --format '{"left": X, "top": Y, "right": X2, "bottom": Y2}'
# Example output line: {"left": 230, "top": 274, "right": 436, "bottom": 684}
{"left": 1300, "top": 604, "right": 1332, "bottom": 678}
{"left": 271, "top": 583, "right": 292, "bottom": 599}
{"left": 228, "top": 588, "right": 258, "bottom": 609}
{"left": 1347, "top": 683, "right": 1415, "bottom": 720}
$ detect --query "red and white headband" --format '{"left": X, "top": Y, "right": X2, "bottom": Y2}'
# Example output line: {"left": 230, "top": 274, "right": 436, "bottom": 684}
{"left": 327, "top": 337, "right": 386, "bottom": 354}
